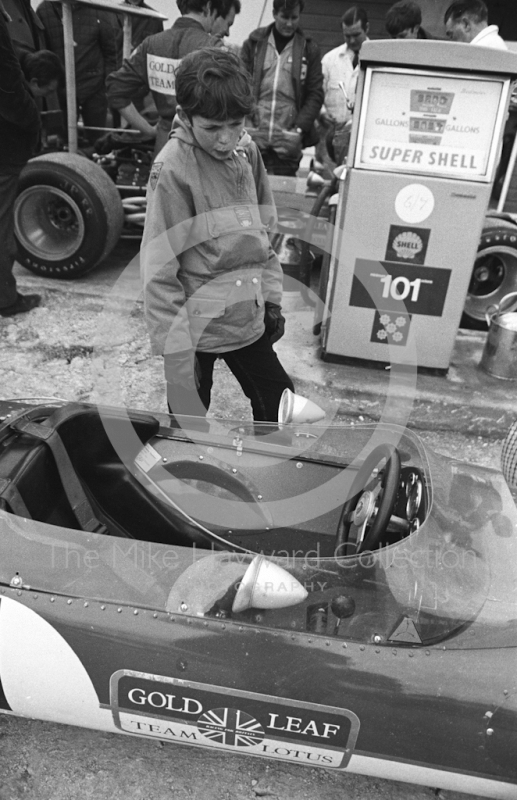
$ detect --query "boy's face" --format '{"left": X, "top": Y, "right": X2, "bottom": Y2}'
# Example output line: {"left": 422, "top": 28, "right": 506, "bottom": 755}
{"left": 188, "top": 115, "right": 245, "bottom": 160}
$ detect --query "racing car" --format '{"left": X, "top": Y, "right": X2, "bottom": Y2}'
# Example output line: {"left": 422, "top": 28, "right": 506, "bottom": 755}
{"left": 0, "top": 396, "right": 515, "bottom": 799}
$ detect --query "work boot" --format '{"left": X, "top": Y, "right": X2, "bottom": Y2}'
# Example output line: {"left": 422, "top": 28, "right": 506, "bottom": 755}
{"left": 0, "top": 293, "right": 41, "bottom": 317}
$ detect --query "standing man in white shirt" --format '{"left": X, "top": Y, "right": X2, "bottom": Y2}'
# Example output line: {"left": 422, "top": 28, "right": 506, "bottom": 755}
{"left": 320, "top": 6, "right": 369, "bottom": 165}
{"left": 444, "top": 0, "right": 507, "bottom": 50}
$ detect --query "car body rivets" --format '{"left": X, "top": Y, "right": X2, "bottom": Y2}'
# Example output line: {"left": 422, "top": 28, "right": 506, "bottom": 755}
{"left": 232, "top": 468, "right": 237, "bottom": 473}
{"left": 153, "top": 613, "right": 158, "bottom": 618}
{"left": 258, "top": 494, "right": 263, "bottom": 500}
{"left": 101, "top": 605, "right": 106, "bottom": 610}
{"left": 50, "top": 597, "right": 55, "bottom": 602}
{"left": 117, "top": 608, "right": 122, "bottom": 613}
{"left": 296, "top": 462, "right": 303, "bottom": 468}
{"left": 84, "top": 602, "right": 89, "bottom": 607}
{"left": 199, "top": 455, "right": 204, "bottom": 460}
{"left": 180, "top": 602, "right": 188, "bottom": 612}
{"left": 486, "top": 728, "right": 494, "bottom": 736}
{"left": 162, "top": 457, "right": 167, "bottom": 462}
{"left": 134, "top": 610, "right": 138, "bottom": 615}
{"left": 67, "top": 599, "right": 72, "bottom": 605}
{"left": 10, "top": 575, "right": 22, "bottom": 588}
{"left": 373, "top": 634, "right": 382, "bottom": 644}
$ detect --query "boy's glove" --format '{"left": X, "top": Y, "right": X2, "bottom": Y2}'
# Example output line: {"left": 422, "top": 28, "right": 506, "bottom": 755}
{"left": 164, "top": 350, "right": 201, "bottom": 392}
{"left": 264, "top": 302, "right": 285, "bottom": 344}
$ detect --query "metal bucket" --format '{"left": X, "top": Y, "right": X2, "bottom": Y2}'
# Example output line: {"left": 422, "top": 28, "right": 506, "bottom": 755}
{"left": 480, "top": 291, "right": 517, "bottom": 380}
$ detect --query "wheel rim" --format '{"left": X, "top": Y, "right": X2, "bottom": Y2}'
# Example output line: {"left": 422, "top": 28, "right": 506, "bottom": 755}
{"left": 14, "top": 186, "right": 86, "bottom": 261}
{"left": 465, "top": 245, "right": 517, "bottom": 321}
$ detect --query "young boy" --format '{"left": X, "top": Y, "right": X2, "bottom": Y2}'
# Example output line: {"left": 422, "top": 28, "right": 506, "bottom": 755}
{"left": 140, "top": 47, "right": 294, "bottom": 422}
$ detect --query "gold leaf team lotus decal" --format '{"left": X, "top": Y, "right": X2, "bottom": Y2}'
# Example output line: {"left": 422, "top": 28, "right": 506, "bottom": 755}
{"left": 197, "top": 708, "right": 265, "bottom": 747}
{"left": 109, "top": 671, "right": 360, "bottom": 768}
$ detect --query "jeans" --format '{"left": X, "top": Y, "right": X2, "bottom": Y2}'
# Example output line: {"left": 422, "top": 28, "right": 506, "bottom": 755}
{"left": 166, "top": 333, "right": 294, "bottom": 422}
{"left": 0, "top": 170, "right": 22, "bottom": 309}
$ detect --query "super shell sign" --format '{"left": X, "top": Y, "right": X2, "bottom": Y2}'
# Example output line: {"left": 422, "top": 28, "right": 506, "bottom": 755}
{"left": 355, "top": 67, "right": 506, "bottom": 181}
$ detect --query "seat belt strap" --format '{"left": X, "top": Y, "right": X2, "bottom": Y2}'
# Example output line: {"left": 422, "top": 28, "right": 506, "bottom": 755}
{"left": 10, "top": 418, "right": 108, "bottom": 535}
{"left": 0, "top": 477, "right": 32, "bottom": 519}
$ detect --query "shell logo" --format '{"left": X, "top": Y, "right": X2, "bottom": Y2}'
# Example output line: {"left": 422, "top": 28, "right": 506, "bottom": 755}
{"left": 392, "top": 231, "right": 423, "bottom": 260}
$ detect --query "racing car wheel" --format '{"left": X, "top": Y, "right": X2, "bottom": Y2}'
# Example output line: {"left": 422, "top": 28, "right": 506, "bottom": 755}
{"left": 335, "top": 444, "right": 401, "bottom": 555}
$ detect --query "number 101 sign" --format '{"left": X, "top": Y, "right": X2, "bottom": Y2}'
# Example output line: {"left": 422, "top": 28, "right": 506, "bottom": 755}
{"left": 349, "top": 259, "right": 451, "bottom": 317}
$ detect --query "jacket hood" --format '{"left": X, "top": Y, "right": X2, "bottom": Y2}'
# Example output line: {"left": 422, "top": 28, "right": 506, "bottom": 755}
{"left": 170, "top": 112, "right": 197, "bottom": 148}
{"left": 248, "top": 23, "right": 310, "bottom": 43}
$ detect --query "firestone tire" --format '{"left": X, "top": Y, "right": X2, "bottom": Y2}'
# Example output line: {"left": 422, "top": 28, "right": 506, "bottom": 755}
{"left": 14, "top": 152, "right": 124, "bottom": 279}
{"left": 464, "top": 224, "right": 517, "bottom": 324}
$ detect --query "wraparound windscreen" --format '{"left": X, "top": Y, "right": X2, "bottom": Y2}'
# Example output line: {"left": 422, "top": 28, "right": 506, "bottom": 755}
{"left": 355, "top": 67, "right": 508, "bottom": 182}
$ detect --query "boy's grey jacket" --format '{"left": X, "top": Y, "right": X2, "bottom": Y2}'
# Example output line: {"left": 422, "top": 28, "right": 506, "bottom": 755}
{"left": 140, "top": 117, "right": 284, "bottom": 357}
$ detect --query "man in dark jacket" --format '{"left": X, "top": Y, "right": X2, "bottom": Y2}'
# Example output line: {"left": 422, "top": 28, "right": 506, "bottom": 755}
{"left": 3, "top": 0, "right": 45, "bottom": 55}
{"left": 0, "top": 10, "right": 41, "bottom": 315}
{"left": 241, "top": 0, "right": 324, "bottom": 176}
{"left": 37, "top": 0, "right": 118, "bottom": 142}
{"left": 106, "top": 0, "right": 230, "bottom": 155}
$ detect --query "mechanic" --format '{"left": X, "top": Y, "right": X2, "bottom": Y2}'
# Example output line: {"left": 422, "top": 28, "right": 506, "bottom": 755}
{"left": 36, "top": 0, "right": 118, "bottom": 145}
{"left": 319, "top": 5, "right": 368, "bottom": 166}
{"left": 385, "top": 1, "right": 433, "bottom": 39}
{"left": 444, "top": 0, "right": 506, "bottom": 48}
{"left": 106, "top": 0, "right": 237, "bottom": 156}
{"left": 0, "top": 16, "right": 62, "bottom": 317}
{"left": 140, "top": 48, "right": 295, "bottom": 421}
{"left": 240, "top": 0, "right": 323, "bottom": 177}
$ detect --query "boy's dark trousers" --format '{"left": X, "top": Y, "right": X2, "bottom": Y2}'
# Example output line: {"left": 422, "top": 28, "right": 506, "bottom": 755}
{"left": 166, "top": 333, "right": 294, "bottom": 423}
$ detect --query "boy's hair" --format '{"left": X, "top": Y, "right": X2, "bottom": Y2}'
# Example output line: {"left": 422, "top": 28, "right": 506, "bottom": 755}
{"left": 20, "top": 50, "right": 64, "bottom": 87}
{"left": 444, "top": 0, "right": 488, "bottom": 24}
{"left": 273, "top": 0, "right": 305, "bottom": 14}
{"left": 175, "top": 48, "right": 255, "bottom": 121}
{"left": 386, "top": 1, "right": 422, "bottom": 36}
{"left": 341, "top": 6, "right": 369, "bottom": 28}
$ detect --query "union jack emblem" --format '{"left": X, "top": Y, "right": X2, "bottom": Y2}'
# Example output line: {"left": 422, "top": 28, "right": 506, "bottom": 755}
{"left": 197, "top": 707, "right": 265, "bottom": 747}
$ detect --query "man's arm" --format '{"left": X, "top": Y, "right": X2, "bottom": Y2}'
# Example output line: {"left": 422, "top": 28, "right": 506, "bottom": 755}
{"left": 118, "top": 102, "right": 156, "bottom": 137}
{"left": 106, "top": 41, "right": 152, "bottom": 129}
{"left": 294, "top": 40, "right": 324, "bottom": 133}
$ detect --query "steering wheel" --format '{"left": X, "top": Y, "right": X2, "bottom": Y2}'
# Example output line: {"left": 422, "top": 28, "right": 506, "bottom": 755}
{"left": 335, "top": 444, "right": 401, "bottom": 555}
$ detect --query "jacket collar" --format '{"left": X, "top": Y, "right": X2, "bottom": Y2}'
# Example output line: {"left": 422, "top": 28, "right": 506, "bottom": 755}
{"left": 248, "top": 23, "right": 310, "bottom": 43}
